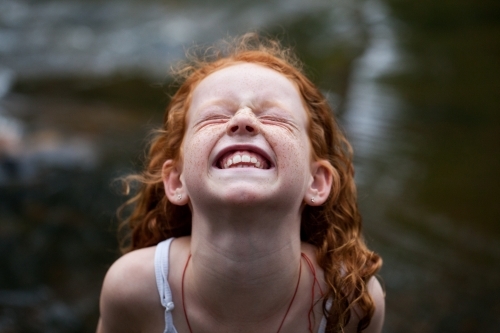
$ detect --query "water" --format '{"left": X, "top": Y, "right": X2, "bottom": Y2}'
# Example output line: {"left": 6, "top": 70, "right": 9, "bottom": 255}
{"left": 1, "top": 0, "right": 499, "bottom": 332}
{"left": 347, "top": 1, "right": 500, "bottom": 331}
{"left": 0, "top": 0, "right": 350, "bottom": 79}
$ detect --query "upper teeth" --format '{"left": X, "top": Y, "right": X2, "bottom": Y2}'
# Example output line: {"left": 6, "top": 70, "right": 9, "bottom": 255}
{"left": 221, "top": 152, "right": 266, "bottom": 169}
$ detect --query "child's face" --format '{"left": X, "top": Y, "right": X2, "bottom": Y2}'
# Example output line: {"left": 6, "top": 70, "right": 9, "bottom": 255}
{"left": 179, "top": 63, "right": 315, "bottom": 211}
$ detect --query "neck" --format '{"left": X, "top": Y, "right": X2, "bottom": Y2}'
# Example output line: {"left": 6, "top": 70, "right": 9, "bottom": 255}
{"left": 185, "top": 206, "right": 303, "bottom": 328}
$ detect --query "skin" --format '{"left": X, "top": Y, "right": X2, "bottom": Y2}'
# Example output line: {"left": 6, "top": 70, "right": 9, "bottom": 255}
{"left": 97, "top": 63, "right": 384, "bottom": 333}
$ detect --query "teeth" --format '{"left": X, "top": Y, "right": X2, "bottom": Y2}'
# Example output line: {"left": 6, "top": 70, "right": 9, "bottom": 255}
{"left": 219, "top": 152, "right": 268, "bottom": 169}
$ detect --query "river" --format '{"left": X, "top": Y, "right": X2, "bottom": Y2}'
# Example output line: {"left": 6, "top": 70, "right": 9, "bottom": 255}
{"left": 0, "top": 0, "right": 498, "bottom": 332}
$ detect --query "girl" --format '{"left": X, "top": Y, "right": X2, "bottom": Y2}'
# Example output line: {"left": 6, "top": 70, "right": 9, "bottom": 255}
{"left": 97, "top": 34, "right": 384, "bottom": 333}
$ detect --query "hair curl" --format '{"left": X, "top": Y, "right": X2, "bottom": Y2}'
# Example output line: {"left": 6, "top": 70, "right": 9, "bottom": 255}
{"left": 117, "top": 33, "right": 381, "bottom": 333}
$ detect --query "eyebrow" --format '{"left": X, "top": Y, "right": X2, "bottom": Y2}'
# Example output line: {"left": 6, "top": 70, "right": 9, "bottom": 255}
{"left": 194, "top": 99, "right": 235, "bottom": 113}
{"left": 191, "top": 94, "right": 304, "bottom": 127}
{"left": 197, "top": 97, "right": 292, "bottom": 112}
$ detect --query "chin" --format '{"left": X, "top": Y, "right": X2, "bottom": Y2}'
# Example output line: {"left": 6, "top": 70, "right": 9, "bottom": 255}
{"left": 218, "top": 188, "right": 269, "bottom": 206}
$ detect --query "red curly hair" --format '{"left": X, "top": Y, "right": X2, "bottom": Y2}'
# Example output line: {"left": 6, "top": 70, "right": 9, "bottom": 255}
{"left": 118, "top": 33, "right": 382, "bottom": 333}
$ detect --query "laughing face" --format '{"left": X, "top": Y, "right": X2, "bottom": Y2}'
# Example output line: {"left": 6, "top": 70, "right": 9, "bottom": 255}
{"left": 171, "top": 63, "right": 319, "bottom": 213}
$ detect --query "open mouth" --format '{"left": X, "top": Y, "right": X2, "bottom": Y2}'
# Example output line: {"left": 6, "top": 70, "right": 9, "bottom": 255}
{"left": 217, "top": 150, "right": 271, "bottom": 169}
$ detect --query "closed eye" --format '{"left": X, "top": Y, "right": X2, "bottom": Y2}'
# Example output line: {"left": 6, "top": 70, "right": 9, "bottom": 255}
{"left": 194, "top": 115, "right": 231, "bottom": 129}
{"left": 259, "top": 116, "right": 299, "bottom": 131}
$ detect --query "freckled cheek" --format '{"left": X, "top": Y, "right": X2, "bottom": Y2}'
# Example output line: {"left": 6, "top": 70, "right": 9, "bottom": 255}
{"left": 182, "top": 132, "right": 219, "bottom": 173}
{"left": 272, "top": 132, "right": 310, "bottom": 174}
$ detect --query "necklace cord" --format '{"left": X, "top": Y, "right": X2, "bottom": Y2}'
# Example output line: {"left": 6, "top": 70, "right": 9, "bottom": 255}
{"left": 181, "top": 253, "right": 317, "bottom": 333}
{"left": 181, "top": 254, "right": 193, "bottom": 333}
{"left": 301, "top": 253, "right": 323, "bottom": 333}
{"left": 275, "top": 257, "right": 302, "bottom": 333}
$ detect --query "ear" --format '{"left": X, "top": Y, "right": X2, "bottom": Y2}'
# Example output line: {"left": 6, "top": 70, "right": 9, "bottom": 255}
{"left": 305, "top": 160, "right": 333, "bottom": 206}
{"left": 162, "top": 160, "right": 189, "bottom": 205}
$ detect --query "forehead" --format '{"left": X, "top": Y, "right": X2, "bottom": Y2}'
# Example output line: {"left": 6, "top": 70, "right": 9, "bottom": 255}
{"left": 188, "top": 63, "right": 307, "bottom": 120}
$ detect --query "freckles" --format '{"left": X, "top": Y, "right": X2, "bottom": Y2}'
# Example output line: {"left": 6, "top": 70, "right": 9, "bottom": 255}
{"left": 184, "top": 129, "right": 221, "bottom": 174}
{"left": 273, "top": 131, "right": 308, "bottom": 191}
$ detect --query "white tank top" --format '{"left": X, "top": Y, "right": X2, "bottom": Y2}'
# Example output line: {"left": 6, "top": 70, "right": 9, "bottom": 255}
{"left": 154, "top": 238, "right": 328, "bottom": 333}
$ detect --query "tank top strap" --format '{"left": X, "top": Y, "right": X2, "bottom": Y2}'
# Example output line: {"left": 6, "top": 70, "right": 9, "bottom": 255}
{"left": 317, "top": 299, "right": 331, "bottom": 332}
{"left": 300, "top": 252, "right": 329, "bottom": 333}
{"left": 154, "top": 237, "right": 178, "bottom": 333}
{"left": 155, "top": 241, "right": 326, "bottom": 333}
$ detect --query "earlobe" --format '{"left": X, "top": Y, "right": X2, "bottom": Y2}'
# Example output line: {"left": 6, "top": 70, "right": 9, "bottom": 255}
{"left": 162, "top": 160, "right": 189, "bottom": 205}
{"left": 306, "top": 160, "right": 334, "bottom": 206}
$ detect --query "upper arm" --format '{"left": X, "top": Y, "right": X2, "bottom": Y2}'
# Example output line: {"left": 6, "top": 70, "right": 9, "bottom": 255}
{"left": 363, "top": 276, "right": 385, "bottom": 333}
{"left": 344, "top": 276, "right": 385, "bottom": 333}
{"left": 97, "top": 248, "right": 157, "bottom": 333}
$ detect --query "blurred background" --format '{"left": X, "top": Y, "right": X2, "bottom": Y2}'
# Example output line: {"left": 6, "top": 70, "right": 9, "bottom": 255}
{"left": 0, "top": 0, "right": 498, "bottom": 332}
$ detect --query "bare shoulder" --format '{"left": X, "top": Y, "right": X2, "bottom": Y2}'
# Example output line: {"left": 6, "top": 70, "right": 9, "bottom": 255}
{"left": 101, "top": 246, "right": 157, "bottom": 300}
{"left": 365, "top": 276, "right": 385, "bottom": 332}
{"left": 345, "top": 276, "right": 385, "bottom": 333}
{"left": 97, "top": 246, "right": 160, "bottom": 333}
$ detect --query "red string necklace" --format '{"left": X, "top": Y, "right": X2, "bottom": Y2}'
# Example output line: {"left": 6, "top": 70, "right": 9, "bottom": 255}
{"left": 181, "top": 253, "right": 305, "bottom": 333}
{"left": 301, "top": 253, "right": 323, "bottom": 332}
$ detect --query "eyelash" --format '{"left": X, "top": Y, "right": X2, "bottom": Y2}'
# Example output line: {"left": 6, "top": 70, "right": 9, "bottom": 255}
{"left": 259, "top": 116, "right": 298, "bottom": 131}
{"left": 207, "top": 115, "right": 230, "bottom": 121}
{"left": 259, "top": 116, "right": 287, "bottom": 123}
{"left": 195, "top": 114, "right": 296, "bottom": 131}
{"left": 195, "top": 115, "right": 230, "bottom": 128}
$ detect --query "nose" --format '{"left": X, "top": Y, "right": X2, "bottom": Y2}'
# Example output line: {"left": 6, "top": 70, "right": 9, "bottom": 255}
{"left": 226, "top": 107, "right": 260, "bottom": 136}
